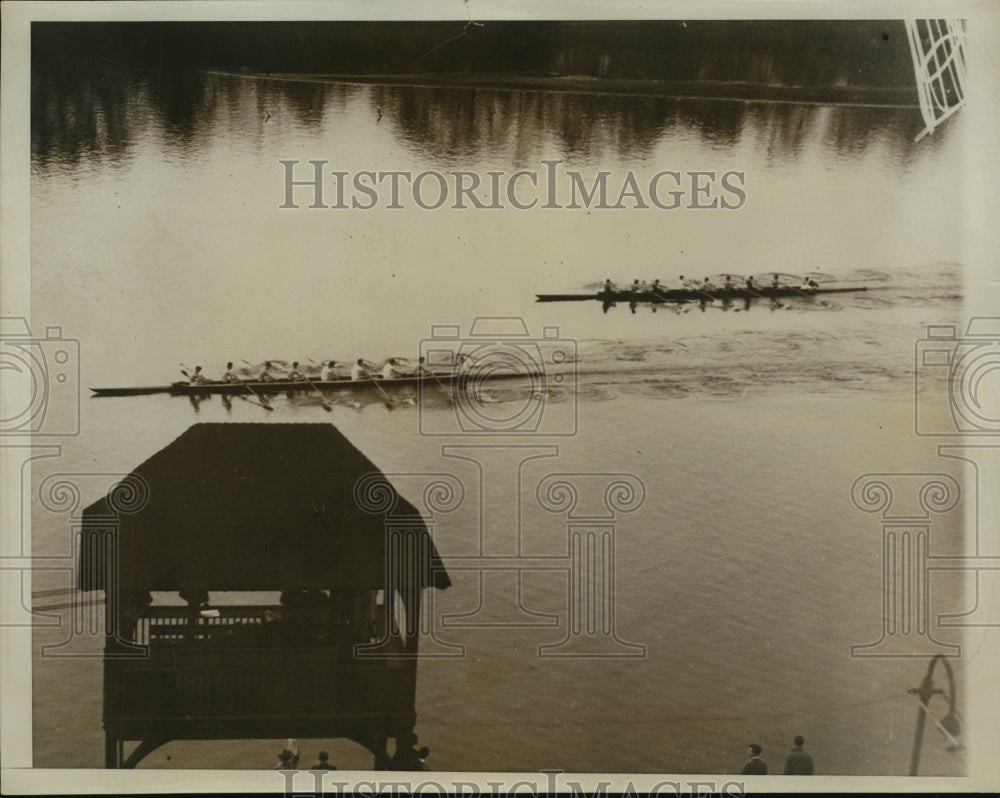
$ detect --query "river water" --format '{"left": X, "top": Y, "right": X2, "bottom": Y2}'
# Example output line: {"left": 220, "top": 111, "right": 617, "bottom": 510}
{"left": 27, "top": 61, "right": 974, "bottom": 776}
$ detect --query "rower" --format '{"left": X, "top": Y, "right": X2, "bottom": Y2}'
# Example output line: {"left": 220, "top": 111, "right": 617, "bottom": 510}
{"left": 649, "top": 279, "right": 666, "bottom": 312}
{"left": 629, "top": 279, "right": 642, "bottom": 314}
{"left": 772, "top": 274, "right": 782, "bottom": 289}
{"left": 414, "top": 356, "right": 430, "bottom": 377}
{"left": 258, "top": 361, "right": 276, "bottom": 382}
{"left": 189, "top": 366, "right": 211, "bottom": 385}
{"left": 801, "top": 276, "right": 820, "bottom": 289}
{"left": 288, "top": 361, "right": 306, "bottom": 381}
{"left": 455, "top": 353, "right": 472, "bottom": 375}
{"left": 350, "top": 358, "right": 369, "bottom": 381}
{"left": 382, "top": 358, "right": 401, "bottom": 380}
{"left": 702, "top": 276, "right": 716, "bottom": 290}
{"left": 221, "top": 362, "right": 240, "bottom": 383}
{"left": 723, "top": 275, "right": 734, "bottom": 290}
{"left": 746, "top": 275, "right": 755, "bottom": 289}
{"left": 602, "top": 279, "right": 617, "bottom": 313}
{"left": 319, "top": 360, "right": 338, "bottom": 381}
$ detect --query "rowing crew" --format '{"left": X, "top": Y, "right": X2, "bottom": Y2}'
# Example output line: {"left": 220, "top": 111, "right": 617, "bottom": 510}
{"left": 187, "top": 355, "right": 466, "bottom": 385}
{"left": 605, "top": 273, "right": 821, "bottom": 295}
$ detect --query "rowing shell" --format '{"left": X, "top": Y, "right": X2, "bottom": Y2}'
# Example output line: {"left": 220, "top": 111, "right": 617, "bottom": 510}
{"left": 535, "top": 285, "right": 868, "bottom": 303}
{"left": 91, "top": 371, "right": 540, "bottom": 397}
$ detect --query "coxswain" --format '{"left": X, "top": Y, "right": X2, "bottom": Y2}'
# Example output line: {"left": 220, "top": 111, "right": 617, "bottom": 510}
{"left": 221, "top": 362, "right": 240, "bottom": 383}
{"left": 288, "top": 361, "right": 306, "bottom": 381}
{"left": 189, "top": 366, "right": 211, "bottom": 385}
{"left": 258, "top": 361, "right": 276, "bottom": 382}
{"left": 319, "top": 360, "right": 338, "bottom": 381}
{"left": 382, "top": 358, "right": 400, "bottom": 380}
{"left": 350, "top": 358, "right": 369, "bottom": 381}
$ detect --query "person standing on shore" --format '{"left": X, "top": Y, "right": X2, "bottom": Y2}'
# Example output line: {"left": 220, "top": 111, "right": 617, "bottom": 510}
{"left": 783, "top": 735, "right": 815, "bottom": 775}
{"left": 741, "top": 743, "right": 768, "bottom": 775}
{"left": 310, "top": 750, "right": 337, "bottom": 770}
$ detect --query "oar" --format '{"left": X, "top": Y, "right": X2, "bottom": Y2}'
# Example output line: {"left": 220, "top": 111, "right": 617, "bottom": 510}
{"left": 366, "top": 372, "right": 397, "bottom": 410}
{"left": 375, "top": 363, "right": 418, "bottom": 407}
{"left": 429, "top": 368, "right": 454, "bottom": 402}
{"left": 230, "top": 363, "right": 275, "bottom": 411}
{"left": 783, "top": 275, "right": 831, "bottom": 306}
{"left": 307, "top": 359, "right": 361, "bottom": 410}
{"left": 769, "top": 277, "right": 825, "bottom": 308}
{"left": 679, "top": 282, "right": 720, "bottom": 305}
{"left": 738, "top": 280, "right": 783, "bottom": 308}
{"left": 301, "top": 372, "right": 333, "bottom": 412}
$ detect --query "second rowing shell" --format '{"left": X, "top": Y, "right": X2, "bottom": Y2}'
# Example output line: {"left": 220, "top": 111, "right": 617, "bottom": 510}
{"left": 535, "top": 285, "right": 869, "bottom": 303}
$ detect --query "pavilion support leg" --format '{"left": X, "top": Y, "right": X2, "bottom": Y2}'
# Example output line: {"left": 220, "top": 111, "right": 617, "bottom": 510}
{"left": 372, "top": 735, "right": 391, "bottom": 770}
{"left": 105, "top": 730, "right": 119, "bottom": 768}
{"left": 120, "top": 736, "right": 167, "bottom": 769}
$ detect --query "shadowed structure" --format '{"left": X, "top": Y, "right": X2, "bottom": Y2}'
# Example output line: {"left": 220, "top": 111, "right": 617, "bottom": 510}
{"left": 78, "top": 423, "right": 450, "bottom": 769}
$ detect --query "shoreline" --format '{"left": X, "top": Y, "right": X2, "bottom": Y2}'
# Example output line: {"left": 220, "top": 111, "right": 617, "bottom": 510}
{"left": 210, "top": 70, "right": 920, "bottom": 108}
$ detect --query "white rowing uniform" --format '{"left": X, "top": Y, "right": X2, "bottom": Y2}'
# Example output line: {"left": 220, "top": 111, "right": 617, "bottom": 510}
{"left": 320, "top": 363, "right": 336, "bottom": 381}
{"left": 351, "top": 362, "right": 367, "bottom": 381}
{"left": 382, "top": 362, "right": 398, "bottom": 380}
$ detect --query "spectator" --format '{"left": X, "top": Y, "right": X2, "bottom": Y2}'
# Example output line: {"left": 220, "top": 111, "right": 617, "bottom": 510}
{"left": 783, "top": 735, "right": 815, "bottom": 775}
{"left": 311, "top": 751, "right": 337, "bottom": 770}
{"left": 741, "top": 743, "right": 768, "bottom": 775}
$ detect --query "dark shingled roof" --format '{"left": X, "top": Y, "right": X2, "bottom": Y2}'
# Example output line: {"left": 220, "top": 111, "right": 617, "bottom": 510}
{"left": 78, "top": 423, "right": 450, "bottom": 593}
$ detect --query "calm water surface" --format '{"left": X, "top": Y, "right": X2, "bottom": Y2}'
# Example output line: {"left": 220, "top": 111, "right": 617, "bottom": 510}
{"left": 28, "top": 68, "right": 968, "bottom": 774}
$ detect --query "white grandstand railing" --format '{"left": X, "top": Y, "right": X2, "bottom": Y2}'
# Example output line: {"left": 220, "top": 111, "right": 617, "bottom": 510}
{"left": 905, "top": 19, "right": 968, "bottom": 141}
